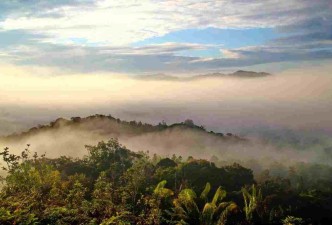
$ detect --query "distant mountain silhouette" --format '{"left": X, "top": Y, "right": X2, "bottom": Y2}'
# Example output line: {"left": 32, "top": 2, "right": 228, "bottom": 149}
{"left": 136, "top": 70, "right": 271, "bottom": 81}
{"left": 229, "top": 70, "right": 271, "bottom": 77}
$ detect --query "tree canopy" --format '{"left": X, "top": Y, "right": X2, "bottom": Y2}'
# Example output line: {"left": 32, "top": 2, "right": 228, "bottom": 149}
{"left": 0, "top": 139, "right": 331, "bottom": 224}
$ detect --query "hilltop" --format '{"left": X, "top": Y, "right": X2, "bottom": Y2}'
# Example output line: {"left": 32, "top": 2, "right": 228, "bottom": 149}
{"left": 136, "top": 70, "right": 271, "bottom": 81}
{"left": 2, "top": 115, "right": 241, "bottom": 141}
{"left": 0, "top": 115, "right": 246, "bottom": 159}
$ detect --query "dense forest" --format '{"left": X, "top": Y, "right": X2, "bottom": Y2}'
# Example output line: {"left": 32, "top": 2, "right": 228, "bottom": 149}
{"left": 0, "top": 115, "right": 248, "bottom": 165}
{"left": 2, "top": 115, "right": 237, "bottom": 141}
{"left": 1, "top": 138, "right": 332, "bottom": 225}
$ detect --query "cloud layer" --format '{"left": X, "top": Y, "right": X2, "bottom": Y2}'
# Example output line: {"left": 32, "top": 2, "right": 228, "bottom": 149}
{"left": 0, "top": 0, "right": 330, "bottom": 44}
{"left": 1, "top": 62, "right": 332, "bottom": 136}
{"left": 0, "top": 0, "right": 331, "bottom": 73}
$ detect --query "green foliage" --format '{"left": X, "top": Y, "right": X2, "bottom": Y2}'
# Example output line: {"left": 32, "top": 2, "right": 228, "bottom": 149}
{"left": 282, "top": 216, "right": 304, "bottom": 225}
{"left": 180, "top": 160, "right": 254, "bottom": 193}
{"left": 242, "top": 184, "right": 263, "bottom": 222}
{"left": 171, "top": 183, "right": 238, "bottom": 225}
{"left": 200, "top": 182, "right": 211, "bottom": 202}
{"left": 0, "top": 139, "right": 332, "bottom": 224}
{"left": 154, "top": 180, "right": 174, "bottom": 198}
{"left": 85, "top": 138, "right": 141, "bottom": 179}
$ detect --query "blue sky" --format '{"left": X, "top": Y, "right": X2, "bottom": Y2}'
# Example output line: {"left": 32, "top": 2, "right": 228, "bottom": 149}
{"left": 135, "top": 28, "right": 280, "bottom": 48}
{"left": 134, "top": 28, "right": 281, "bottom": 58}
{"left": 0, "top": 0, "right": 331, "bottom": 74}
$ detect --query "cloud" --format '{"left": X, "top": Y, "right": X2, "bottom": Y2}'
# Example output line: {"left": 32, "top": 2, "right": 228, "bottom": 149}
{"left": 0, "top": 41, "right": 201, "bottom": 73}
{"left": 0, "top": 0, "right": 331, "bottom": 73}
{"left": 101, "top": 42, "right": 212, "bottom": 55}
{"left": 1, "top": 37, "right": 331, "bottom": 74}
{"left": 1, "top": 61, "right": 332, "bottom": 137}
{"left": 0, "top": 0, "right": 331, "bottom": 45}
{"left": 0, "top": 0, "right": 96, "bottom": 19}
{"left": 220, "top": 49, "right": 243, "bottom": 59}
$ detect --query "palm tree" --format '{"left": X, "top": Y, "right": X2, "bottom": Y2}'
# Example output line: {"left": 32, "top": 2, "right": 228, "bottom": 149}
{"left": 154, "top": 180, "right": 174, "bottom": 198}
{"left": 171, "top": 182, "right": 238, "bottom": 225}
{"left": 242, "top": 184, "right": 262, "bottom": 223}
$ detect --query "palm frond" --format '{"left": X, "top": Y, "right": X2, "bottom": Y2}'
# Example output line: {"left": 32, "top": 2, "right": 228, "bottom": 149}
{"left": 200, "top": 182, "right": 211, "bottom": 202}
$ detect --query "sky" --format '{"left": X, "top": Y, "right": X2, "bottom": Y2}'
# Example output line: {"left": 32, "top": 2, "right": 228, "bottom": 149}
{"left": 0, "top": 0, "right": 331, "bottom": 74}
{"left": 0, "top": 0, "right": 332, "bottom": 139}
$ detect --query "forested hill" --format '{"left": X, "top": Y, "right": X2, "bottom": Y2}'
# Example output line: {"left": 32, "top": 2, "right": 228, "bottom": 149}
{"left": 0, "top": 115, "right": 247, "bottom": 160}
{"left": 1, "top": 114, "right": 243, "bottom": 141}
{"left": 1, "top": 116, "right": 332, "bottom": 224}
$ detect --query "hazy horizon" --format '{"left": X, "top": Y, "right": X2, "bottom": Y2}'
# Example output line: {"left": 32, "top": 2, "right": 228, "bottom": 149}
{"left": 1, "top": 61, "right": 332, "bottom": 135}
{"left": 0, "top": 0, "right": 331, "bottom": 163}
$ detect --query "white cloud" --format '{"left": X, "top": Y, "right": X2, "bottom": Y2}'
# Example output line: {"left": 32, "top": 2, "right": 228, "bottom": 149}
{"left": 0, "top": 0, "right": 331, "bottom": 73}
{"left": 99, "top": 42, "right": 212, "bottom": 55}
{"left": 220, "top": 49, "right": 242, "bottom": 59}
{"left": 0, "top": 0, "right": 326, "bottom": 45}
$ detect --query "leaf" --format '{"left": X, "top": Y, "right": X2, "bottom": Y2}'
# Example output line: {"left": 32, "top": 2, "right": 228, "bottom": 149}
{"left": 154, "top": 180, "right": 174, "bottom": 198}
{"left": 154, "top": 180, "right": 167, "bottom": 193}
{"left": 212, "top": 187, "right": 226, "bottom": 205}
{"left": 200, "top": 182, "right": 211, "bottom": 201}
{"left": 201, "top": 202, "right": 215, "bottom": 224}
{"left": 178, "top": 189, "right": 197, "bottom": 203}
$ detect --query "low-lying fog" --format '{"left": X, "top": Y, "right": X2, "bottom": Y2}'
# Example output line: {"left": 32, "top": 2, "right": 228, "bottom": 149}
{"left": 0, "top": 62, "right": 331, "bottom": 171}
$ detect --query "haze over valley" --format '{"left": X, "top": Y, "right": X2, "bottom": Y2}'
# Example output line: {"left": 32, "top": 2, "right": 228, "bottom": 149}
{"left": 0, "top": 1, "right": 332, "bottom": 224}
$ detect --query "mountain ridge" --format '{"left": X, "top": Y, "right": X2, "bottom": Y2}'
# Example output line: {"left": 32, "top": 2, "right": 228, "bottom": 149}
{"left": 0, "top": 114, "right": 249, "bottom": 160}
{"left": 136, "top": 70, "right": 271, "bottom": 81}
{"left": 0, "top": 114, "right": 242, "bottom": 142}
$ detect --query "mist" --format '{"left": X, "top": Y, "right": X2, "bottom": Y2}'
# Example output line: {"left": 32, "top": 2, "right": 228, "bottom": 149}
{"left": 1, "top": 62, "right": 332, "bottom": 135}
{"left": 1, "top": 62, "right": 332, "bottom": 175}
{"left": 0, "top": 115, "right": 323, "bottom": 173}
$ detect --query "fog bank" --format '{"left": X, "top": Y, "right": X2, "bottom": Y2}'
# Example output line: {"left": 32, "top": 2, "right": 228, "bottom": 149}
{"left": 0, "top": 63, "right": 331, "bottom": 136}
